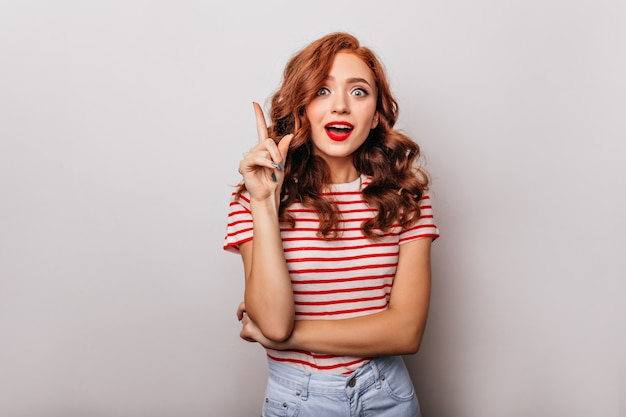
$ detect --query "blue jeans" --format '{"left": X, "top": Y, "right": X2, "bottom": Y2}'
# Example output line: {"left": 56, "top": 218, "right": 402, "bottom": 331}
{"left": 261, "top": 355, "right": 421, "bottom": 417}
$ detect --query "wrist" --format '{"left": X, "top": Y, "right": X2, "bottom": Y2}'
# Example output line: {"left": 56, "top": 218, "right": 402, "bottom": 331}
{"left": 249, "top": 195, "right": 279, "bottom": 214}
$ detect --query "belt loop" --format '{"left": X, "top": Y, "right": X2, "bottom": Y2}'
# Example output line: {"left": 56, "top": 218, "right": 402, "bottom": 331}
{"left": 299, "top": 371, "right": 311, "bottom": 400}
{"left": 370, "top": 357, "right": 382, "bottom": 389}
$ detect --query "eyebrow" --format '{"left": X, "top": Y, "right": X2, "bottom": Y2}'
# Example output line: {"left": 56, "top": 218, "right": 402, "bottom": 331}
{"left": 326, "top": 75, "right": 374, "bottom": 88}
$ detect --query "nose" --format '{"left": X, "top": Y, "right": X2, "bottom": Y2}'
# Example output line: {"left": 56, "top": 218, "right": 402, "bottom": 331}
{"left": 331, "top": 93, "right": 350, "bottom": 114}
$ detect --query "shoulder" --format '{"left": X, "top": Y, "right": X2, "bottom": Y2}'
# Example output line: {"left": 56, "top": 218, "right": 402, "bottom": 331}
{"left": 360, "top": 174, "right": 373, "bottom": 191}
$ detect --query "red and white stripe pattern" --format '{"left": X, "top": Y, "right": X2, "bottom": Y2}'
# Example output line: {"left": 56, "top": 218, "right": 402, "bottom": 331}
{"left": 224, "top": 175, "right": 439, "bottom": 374}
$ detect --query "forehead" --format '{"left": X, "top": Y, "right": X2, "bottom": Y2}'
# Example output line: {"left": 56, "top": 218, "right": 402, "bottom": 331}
{"left": 327, "top": 52, "right": 376, "bottom": 84}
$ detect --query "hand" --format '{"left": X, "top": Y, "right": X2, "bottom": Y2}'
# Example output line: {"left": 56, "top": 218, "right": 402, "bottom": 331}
{"left": 236, "top": 301, "right": 282, "bottom": 348}
{"left": 238, "top": 102, "right": 293, "bottom": 202}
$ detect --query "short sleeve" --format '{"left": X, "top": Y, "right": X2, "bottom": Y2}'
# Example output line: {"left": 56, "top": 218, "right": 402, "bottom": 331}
{"left": 399, "top": 192, "right": 440, "bottom": 244}
{"left": 223, "top": 190, "right": 253, "bottom": 253}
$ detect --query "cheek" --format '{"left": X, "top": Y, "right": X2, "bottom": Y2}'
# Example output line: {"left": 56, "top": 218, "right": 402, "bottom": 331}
{"left": 305, "top": 102, "right": 324, "bottom": 123}
{"left": 364, "top": 98, "right": 377, "bottom": 116}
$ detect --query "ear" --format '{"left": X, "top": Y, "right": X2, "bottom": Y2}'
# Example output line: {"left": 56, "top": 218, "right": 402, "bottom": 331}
{"left": 371, "top": 112, "right": 380, "bottom": 129}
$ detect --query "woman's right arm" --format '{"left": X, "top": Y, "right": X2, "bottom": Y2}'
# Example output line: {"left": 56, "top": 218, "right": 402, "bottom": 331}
{"left": 238, "top": 102, "right": 294, "bottom": 342}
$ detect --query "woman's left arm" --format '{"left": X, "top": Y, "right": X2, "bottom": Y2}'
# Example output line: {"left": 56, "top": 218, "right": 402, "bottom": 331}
{"left": 239, "top": 237, "right": 433, "bottom": 357}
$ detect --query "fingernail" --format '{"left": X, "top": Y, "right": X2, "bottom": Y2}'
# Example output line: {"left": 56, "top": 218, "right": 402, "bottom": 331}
{"left": 271, "top": 172, "right": 277, "bottom": 182}
{"left": 271, "top": 162, "right": 285, "bottom": 172}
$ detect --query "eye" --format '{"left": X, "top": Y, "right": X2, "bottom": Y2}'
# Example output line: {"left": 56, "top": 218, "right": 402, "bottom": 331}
{"left": 316, "top": 87, "right": 330, "bottom": 96}
{"left": 351, "top": 88, "right": 368, "bottom": 97}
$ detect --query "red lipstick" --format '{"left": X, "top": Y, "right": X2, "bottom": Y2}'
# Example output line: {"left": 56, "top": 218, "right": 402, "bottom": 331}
{"left": 324, "top": 121, "right": 354, "bottom": 141}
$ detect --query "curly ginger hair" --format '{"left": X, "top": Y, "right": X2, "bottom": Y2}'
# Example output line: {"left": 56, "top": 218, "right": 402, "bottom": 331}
{"left": 239, "top": 32, "right": 430, "bottom": 240}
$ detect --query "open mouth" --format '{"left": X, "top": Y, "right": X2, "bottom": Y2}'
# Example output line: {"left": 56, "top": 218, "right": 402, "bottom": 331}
{"left": 325, "top": 122, "right": 354, "bottom": 141}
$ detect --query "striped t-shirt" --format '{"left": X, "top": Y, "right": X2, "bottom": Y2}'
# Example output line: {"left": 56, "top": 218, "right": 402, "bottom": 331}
{"left": 223, "top": 174, "right": 439, "bottom": 374}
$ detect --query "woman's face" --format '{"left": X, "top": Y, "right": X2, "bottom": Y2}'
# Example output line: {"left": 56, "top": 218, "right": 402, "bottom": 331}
{"left": 305, "top": 52, "right": 379, "bottom": 169}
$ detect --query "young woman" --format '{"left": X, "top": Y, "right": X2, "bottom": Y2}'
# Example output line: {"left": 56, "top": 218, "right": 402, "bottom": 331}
{"left": 224, "top": 32, "right": 439, "bottom": 417}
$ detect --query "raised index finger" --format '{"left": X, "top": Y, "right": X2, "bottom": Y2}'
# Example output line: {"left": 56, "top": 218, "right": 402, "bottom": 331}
{"left": 253, "top": 102, "right": 269, "bottom": 144}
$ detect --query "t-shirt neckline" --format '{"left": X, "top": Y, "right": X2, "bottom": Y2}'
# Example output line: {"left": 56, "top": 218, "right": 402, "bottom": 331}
{"left": 329, "top": 174, "right": 365, "bottom": 192}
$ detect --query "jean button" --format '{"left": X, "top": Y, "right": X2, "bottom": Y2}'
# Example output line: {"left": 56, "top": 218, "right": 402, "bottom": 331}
{"left": 348, "top": 377, "right": 356, "bottom": 387}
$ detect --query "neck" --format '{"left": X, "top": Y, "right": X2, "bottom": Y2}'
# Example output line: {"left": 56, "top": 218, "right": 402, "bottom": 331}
{"left": 328, "top": 164, "right": 359, "bottom": 184}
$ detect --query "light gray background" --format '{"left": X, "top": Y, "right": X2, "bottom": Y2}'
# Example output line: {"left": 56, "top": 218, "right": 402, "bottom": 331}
{"left": 1, "top": 1, "right": 624, "bottom": 416}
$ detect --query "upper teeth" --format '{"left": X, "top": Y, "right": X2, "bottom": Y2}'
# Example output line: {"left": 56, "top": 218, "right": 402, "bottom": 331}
{"left": 328, "top": 124, "right": 350, "bottom": 130}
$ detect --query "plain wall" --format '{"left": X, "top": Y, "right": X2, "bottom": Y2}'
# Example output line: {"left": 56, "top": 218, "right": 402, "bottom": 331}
{"left": 1, "top": 1, "right": 624, "bottom": 416}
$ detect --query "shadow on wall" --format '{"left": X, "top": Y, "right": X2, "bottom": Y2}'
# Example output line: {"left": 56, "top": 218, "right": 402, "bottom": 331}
{"left": 403, "top": 238, "right": 461, "bottom": 417}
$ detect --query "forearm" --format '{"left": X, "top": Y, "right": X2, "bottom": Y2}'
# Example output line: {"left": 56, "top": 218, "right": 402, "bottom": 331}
{"left": 243, "top": 197, "right": 294, "bottom": 341}
{"left": 280, "top": 306, "right": 428, "bottom": 357}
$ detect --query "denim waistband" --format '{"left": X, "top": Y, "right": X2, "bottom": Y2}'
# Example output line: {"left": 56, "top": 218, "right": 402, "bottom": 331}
{"left": 267, "top": 355, "right": 403, "bottom": 400}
